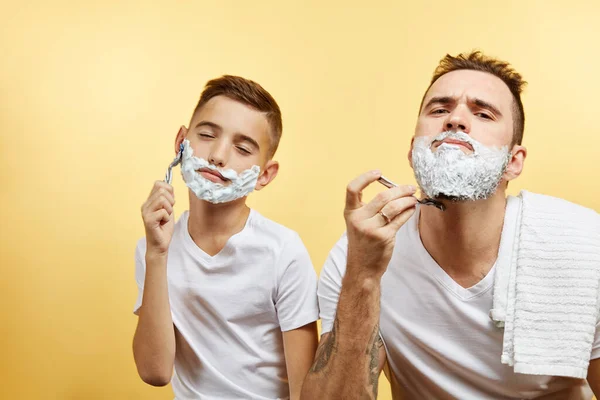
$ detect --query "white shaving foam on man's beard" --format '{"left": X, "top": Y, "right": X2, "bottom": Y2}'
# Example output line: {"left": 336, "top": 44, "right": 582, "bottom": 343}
{"left": 411, "top": 131, "right": 511, "bottom": 201}
{"left": 180, "top": 139, "right": 261, "bottom": 204}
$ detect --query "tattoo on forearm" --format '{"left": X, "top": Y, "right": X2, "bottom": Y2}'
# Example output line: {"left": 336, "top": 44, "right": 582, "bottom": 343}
{"left": 366, "top": 324, "right": 383, "bottom": 397}
{"left": 309, "top": 317, "right": 339, "bottom": 373}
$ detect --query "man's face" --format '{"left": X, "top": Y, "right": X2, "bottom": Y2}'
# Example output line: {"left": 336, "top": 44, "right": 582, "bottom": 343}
{"left": 410, "top": 69, "right": 526, "bottom": 201}
{"left": 183, "top": 95, "right": 272, "bottom": 185}
{"left": 415, "top": 69, "right": 514, "bottom": 150}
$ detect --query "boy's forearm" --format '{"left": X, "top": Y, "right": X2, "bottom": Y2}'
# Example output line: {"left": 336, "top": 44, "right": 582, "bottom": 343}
{"left": 301, "top": 269, "right": 382, "bottom": 399}
{"left": 133, "top": 253, "right": 176, "bottom": 386}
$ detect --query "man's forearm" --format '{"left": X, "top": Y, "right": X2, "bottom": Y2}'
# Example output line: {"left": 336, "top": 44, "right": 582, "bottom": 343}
{"left": 302, "top": 271, "right": 383, "bottom": 399}
{"left": 133, "top": 253, "right": 176, "bottom": 386}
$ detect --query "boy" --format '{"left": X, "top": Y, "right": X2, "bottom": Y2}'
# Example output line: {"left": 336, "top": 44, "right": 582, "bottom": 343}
{"left": 133, "top": 75, "right": 318, "bottom": 399}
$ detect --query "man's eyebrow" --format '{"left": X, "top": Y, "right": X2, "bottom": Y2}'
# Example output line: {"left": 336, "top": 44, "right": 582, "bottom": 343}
{"left": 424, "top": 96, "right": 455, "bottom": 110}
{"left": 423, "top": 96, "right": 504, "bottom": 117}
{"left": 471, "top": 98, "right": 503, "bottom": 117}
{"left": 194, "top": 121, "right": 222, "bottom": 130}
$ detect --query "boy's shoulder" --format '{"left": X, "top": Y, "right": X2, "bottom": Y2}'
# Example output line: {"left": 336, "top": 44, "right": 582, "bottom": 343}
{"left": 250, "top": 209, "right": 301, "bottom": 240}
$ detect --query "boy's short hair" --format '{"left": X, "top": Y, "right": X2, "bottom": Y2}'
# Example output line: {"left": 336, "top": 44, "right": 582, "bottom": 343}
{"left": 193, "top": 75, "right": 283, "bottom": 158}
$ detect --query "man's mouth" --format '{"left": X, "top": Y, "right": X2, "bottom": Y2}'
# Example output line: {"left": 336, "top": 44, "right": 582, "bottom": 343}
{"left": 432, "top": 138, "right": 474, "bottom": 152}
{"left": 197, "top": 168, "right": 230, "bottom": 183}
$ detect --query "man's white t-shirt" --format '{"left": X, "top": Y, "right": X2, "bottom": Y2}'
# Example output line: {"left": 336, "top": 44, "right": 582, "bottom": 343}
{"left": 318, "top": 204, "right": 600, "bottom": 399}
{"left": 134, "top": 209, "right": 319, "bottom": 400}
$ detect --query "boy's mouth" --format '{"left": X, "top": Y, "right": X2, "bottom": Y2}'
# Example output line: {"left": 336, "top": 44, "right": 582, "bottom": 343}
{"left": 197, "top": 168, "right": 230, "bottom": 183}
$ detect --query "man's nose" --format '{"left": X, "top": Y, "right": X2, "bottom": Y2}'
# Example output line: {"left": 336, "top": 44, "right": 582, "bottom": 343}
{"left": 444, "top": 107, "right": 470, "bottom": 133}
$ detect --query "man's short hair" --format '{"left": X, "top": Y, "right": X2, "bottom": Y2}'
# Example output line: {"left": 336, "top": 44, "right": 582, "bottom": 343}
{"left": 420, "top": 51, "right": 527, "bottom": 146}
{"left": 193, "top": 75, "right": 283, "bottom": 158}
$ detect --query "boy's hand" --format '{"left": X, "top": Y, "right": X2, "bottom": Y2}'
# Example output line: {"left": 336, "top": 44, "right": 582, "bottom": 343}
{"left": 141, "top": 181, "right": 175, "bottom": 257}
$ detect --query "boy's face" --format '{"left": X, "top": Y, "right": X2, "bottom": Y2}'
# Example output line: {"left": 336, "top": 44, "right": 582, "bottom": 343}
{"left": 176, "top": 95, "right": 278, "bottom": 191}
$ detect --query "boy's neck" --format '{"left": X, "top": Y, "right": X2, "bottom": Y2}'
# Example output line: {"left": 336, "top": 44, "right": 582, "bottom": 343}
{"left": 186, "top": 192, "right": 251, "bottom": 256}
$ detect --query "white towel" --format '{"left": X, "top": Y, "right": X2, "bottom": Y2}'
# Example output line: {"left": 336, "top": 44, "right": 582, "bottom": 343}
{"left": 490, "top": 190, "right": 600, "bottom": 379}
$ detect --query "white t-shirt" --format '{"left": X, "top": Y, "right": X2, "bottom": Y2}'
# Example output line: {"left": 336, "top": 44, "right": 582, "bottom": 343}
{"left": 318, "top": 203, "right": 600, "bottom": 399}
{"left": 134, "top": 209, "right": 319, "bottom": 400}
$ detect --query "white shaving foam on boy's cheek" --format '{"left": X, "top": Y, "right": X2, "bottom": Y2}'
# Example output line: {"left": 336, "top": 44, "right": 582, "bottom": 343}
{"left": 411, "top": 131, "right": 511, "bottom": 201}
{"left": 179, "top": 139, "right": 260, "bottom": 204}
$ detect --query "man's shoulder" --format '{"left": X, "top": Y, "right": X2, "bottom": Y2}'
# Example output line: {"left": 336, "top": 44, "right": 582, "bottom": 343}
{"left": 521, "top": 190, "right": 596, "bottom": 210}
{"left": 519, "top": 190, "right": 599, "bottom": 223}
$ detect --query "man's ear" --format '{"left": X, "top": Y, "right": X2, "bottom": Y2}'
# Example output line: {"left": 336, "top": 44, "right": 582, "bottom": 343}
{"left": 174, "top": 125, "right": 188, "bottom": 154}
{"left": 503, "top": 144, "right": 527, "bottom": 182}
{"left": 407, "top": 137, "right": 415, "bottom": 167}
{"left": 255, "top": 160, "right": 279, "bottom": 191}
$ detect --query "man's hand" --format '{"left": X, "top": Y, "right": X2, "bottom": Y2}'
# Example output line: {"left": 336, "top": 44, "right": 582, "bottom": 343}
{"left": 345, "top": 170, "right": 418, "bottom": 278}
{"left": 141, "top": 181, "right": 176, "bottom": 256}
{"left": 301, "top": 170, "right": 415, "bottom": 400}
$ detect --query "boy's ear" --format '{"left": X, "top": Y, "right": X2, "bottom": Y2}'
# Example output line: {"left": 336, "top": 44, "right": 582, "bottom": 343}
{"left": 175, "top": 125, "right": 188, "bottom": 154}
{"left": 408, "top": 137, "right": 415, "bottom": 167}
{"left": 255, "top": 160, "right": 279, "bottom": 191}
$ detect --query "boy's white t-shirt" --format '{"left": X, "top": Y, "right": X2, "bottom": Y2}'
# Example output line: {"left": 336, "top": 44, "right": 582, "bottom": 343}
{"left": 134, "top": 209, "right": 319, "bottom": 400}
{"left": 318, "top": 204, "right": 600, "bottom": 399}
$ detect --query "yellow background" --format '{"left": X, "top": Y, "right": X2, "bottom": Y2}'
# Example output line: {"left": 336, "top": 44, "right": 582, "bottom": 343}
{"left": 1, "top": 1, "right": 599, "bottom": 399}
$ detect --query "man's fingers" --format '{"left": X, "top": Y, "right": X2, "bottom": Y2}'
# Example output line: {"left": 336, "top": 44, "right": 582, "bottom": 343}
{"left": 364, "top": 185, "right": 417, "bottom": 216}
{"left": 379, "top": 196, "right": 418, "bottom": 222}
{"left": 364, "top": 196, "right": 417, "bottom": 229}
{"left": 346, "top": 170, "right": 382, "bottom": 211}
{"left": 386, "top": 206, "right": 417, "bottom": 232}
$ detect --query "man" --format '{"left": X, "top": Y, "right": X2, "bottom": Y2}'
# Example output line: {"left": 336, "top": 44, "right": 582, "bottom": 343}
{"left": 301, "top": 52, "right": 600, "bottom": 399}
{"left": 133, "top": 75, "right": 318, "bottom": 399}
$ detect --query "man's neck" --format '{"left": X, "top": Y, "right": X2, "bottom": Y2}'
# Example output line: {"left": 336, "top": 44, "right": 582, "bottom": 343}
{"left": 187, "top": 193, "right": 251, "bottom": 256}
{"left": 418, "top": 191, "right": 508, "bottom": 288}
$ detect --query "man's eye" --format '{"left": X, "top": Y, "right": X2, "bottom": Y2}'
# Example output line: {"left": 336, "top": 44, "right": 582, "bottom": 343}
{"left": 431, "top": 109, "right": 449, "bottom": 114}
{"left": 237, "top": 146, "right": 251, "bottom": 155}
{"left": 477, "top": 113, "right": 492, "bottom": 119}
{"left": 199, "top": 133, "right": 214, "bottom": 138}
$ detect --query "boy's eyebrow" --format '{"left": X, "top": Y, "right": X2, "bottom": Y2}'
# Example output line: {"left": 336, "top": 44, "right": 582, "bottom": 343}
{"left": 195, "top": 120, "right": 261, "bottom": 150}
{"left": 237, "top": 134, "right": 260, "bottom": 150}
{"left": 194, "top": 121, "right": 222, "bottom": 130}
